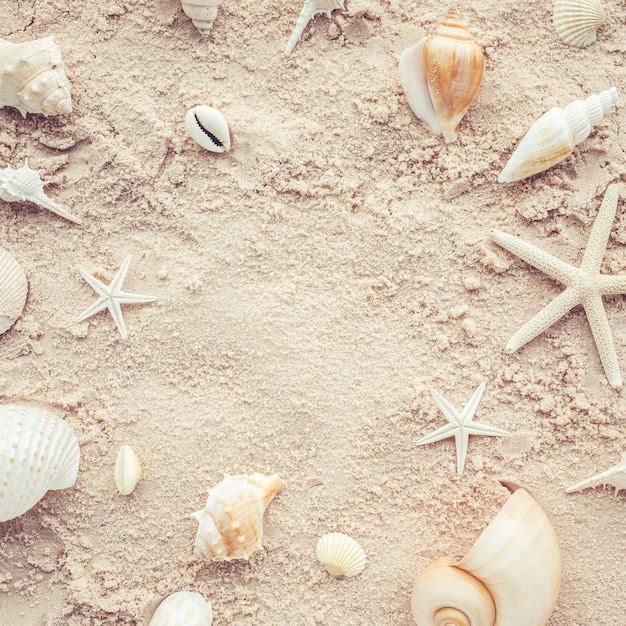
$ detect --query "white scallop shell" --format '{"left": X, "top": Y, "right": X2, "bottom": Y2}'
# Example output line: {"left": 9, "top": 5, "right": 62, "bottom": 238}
{"left": 0, "top": 404, "right": 80, "bottom": 522}
{"left": 185, "top": 105, "right": 231, "bottom": 153}
{"left": 0, "top": 249, "right": 27, "bottom": 335}
{"left": 316, "top": 532, "right": 366, "bottom": 577}
{"left": 285, "top": 0, "right": 346, "bottom": 56}
{"left": 149, "top": 591, "right": 213, "bottom": 626}
{"left": 553, "top": 0, "right": 606, "bottom": 48}
{"left": 181, "top": 0, "right": 223, "bottom": 38}
{"left": 114, "top": 444, "right": 142, "bottom": 495}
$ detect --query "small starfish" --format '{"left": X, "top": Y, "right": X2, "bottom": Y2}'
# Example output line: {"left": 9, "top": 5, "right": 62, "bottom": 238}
{"left": 491, "top": 184, "right": 626, "bottom": 389}
{"left": 565, "top": 450, "right": 626, "bottom": 497}
{"left": 76, "top": 255, "right": 156, "bottom": 340}
{"left": 417, "top": 381, "right": 511, "bottom": 475}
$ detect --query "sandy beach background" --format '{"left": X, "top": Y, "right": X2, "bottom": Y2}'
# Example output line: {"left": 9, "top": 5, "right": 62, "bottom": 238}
{"left": 1, "top": 0, "right": 625, "bottom": 624}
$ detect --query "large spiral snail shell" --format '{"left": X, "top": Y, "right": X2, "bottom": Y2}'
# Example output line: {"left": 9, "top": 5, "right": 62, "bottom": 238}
{"left": 399, "top": 6, "right": 484, "bottom": 142}
{"left": 411, "top": 483, "right": 561, "bottom": 626}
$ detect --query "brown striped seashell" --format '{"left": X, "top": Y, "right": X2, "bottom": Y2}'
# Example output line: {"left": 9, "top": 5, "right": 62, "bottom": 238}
{"left": 0, "top": 249, "right": 27, "bottom": 335}
{"left": 553, "top": 0, "right": 606, "bottom": 48}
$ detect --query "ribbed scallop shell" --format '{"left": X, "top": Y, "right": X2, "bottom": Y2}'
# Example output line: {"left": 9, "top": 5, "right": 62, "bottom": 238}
{"left": 149, "top": 591, "right": 213, "bottom": 626}
{"left": 316, "top": 532, "right": 366, "bottom": 577}
{"left": 0, "top": 36, "right": 72, "bottom": 117}
{"left": 0, "top": 249, "right": 27, "bottom": 335}
{"left": 0, "top": 405, "right": 80, "bottom": 522}
{"left": 192, "top": 472, "right": 283, "bottom": 561}
{"left": 553, "top": 0, "right": 606, "bottom": 48}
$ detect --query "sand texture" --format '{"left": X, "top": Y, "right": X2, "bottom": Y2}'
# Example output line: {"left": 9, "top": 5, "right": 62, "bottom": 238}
{"left": 1, "top": 0, "right": 626, "bottom": 624}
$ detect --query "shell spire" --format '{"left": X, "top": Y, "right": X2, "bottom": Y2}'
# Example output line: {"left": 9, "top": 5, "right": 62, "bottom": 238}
{"left": 285, "top": 0, "right": 346, "bottom": 56}
{"left": 181, "top": 0, "right": 223, "bottom": 38}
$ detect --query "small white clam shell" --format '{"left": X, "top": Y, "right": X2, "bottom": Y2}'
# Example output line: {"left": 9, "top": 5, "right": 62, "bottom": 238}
{"left": 553, "top": 0, "right": 605, "bottom": 48}
{"left": 114, "top": 444, "right": 142, "bottom": 495}
{"left": 185, "top": 105, "right": 231, "bottom": 153}
{"left": 316, "top": 532, "right": 366, "bottom": 577}
{"left": 149, "top": 591, "right": 213, "bottom": 626}
{"left": 0, "top": 249, "right": 27, "bottom": 335}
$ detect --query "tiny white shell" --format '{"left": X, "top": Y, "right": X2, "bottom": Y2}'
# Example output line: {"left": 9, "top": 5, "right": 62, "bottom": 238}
{"left": 316, "top": 532, "right": 366, "bottom": 577}
{"left": 185, "top": 105, "right": 231, "bottom": 153}
{"left": 181, "top": 0, "right": 223, "bottom": 38}
{"left": 149, "top": 591, "right": 213, "bottom": 626}
{"left": 0, "top": 249, "right": 28, "bottom": 335}
{"left": 114, "top": 444, "right": 142, "bottom": 495}
{"left": 566, "top": 450, "right": 626, "bottom": 496}
{"left": 553, "top": 0, "right": 605, "bottom": 48}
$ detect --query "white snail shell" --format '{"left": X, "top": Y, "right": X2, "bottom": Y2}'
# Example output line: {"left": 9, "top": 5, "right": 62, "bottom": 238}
{"left": 181, "top": 0, "right": 223, "bottom": 38}
{"left": 0, "top": 249, "right": 28, "bottom": 335}
{"left": 0, "top": 36, "right": 72, "bottom": 117}
{"left": 114, "top": 444, "right": 142, "bottom": 495}
{"left": 553, "top": 0, "right": 606, "bottom": 48}
{"left": 498, "top": 87, "right": 617, "bottom": 183}
{"left": 149, "top": 591, "right": 213, "bottom": 626}
{"left": 0, "top": 405, "right": 80, "bottom": 522}
{"left": 185, "top": 105, "right": 231, "bottom": 153}
{"left": 411, "top": 484, "right": 561, "bottom": 626}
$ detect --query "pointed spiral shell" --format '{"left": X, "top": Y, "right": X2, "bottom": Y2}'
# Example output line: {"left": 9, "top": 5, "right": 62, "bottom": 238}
{"left": 0, "top": 249, "right": 28, "bottom": 335}
{"left": 553, "top": 0, "right": 606, "bottom": 48}
{"left": 316, "top": 532, "right": 367, "bottom": 577}
{"left": 285, "top": 0, "right": 346, "bottom": 56}
{"left": 149, "top": 591, "right": 213, "bottom": 626}
{"left": 181, "top": 0, "right": 223, "bottom": 38}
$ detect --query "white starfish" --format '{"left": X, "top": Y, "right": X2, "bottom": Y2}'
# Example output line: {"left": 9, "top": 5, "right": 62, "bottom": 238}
{"left": 417, "top": 381, "right": 510, "bottom": 475}
{"left": 566, "top": 450, "right": 626, "bottom": 497}
{"left": 491, "top": 184, "right": 626, "bottom": 389}
{"left": 76, "top": 255, "right": 156, "bottom": 340}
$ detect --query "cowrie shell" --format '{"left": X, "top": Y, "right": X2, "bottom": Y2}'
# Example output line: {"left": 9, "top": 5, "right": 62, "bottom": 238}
{"left": 185, "top": 105, "right": 231, "bottom": 153}
{"left": 114, "top": 444, "right": 142, "bottom": 495}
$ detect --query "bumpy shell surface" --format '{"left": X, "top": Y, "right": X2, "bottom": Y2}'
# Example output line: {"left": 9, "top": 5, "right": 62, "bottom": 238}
{"left": 114, "top": 444, "right": 142, "bottom": 495}
{"left": 566, "top": 450, "right": 626, "bottom": 496}
{"left": 0, "top": 159, "right": 81, "bottom": 224}
{"left": 0, "top": 405, "right": 80, "bottom": 522}
{"left": 411, "top": 484, "right": 561, "bottom": 626}
{"left": 0, "top": 249, "right": 27, "bottom": 335}
{"left": 285, "top": 0, "right": 346, "bottom": 56}
{"left": 181, "top": 0, "right": 223, "bottom": 38}
{"left": 149, "top": 591, "right": 213, "bottom": 626}
{"left": 185, "top": 105, "right": 231, "bottom": 153}
{"left": 0, "top": 36, "right": 72, "bottom": 117}
{"left": 316, "top": 532, "right": 366, "bottom": 577}
{"left": 499, "top": 87, "right": 617, "bottom": 183}
{"left": 553, "top": 0, "right": 605, "bottom": 48}
{"left": 193, "top": 472, "right": 283, "bottom": 561}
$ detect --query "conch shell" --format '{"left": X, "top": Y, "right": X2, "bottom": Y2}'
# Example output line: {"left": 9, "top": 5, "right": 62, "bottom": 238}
{"left": 285, "top": 0, "right": 346, "bottom": 56}
{"left": 553, "top": 0, "right": 606, "bottom": 48}
{"left": 411, "top": 483, "right": 561, "bottom": 626}
{"left": 0, "top": 248, "right": 28, "bottom": 335}
{"left": 0, "top": 404, "right": 80, "bottom": 522}
{"left": 181, "top": 0, "right": 223, "bottom": 38}
{"left": 498, "top": 87, "right": 617, "bottom": 183}
{"left": 149, "top": 591, "right": 213, "bottom": 626}
{"left": 192, "top": 472, "right": 283, "bottom": 561}
{"left": 0, "top": 36, "right": 72, "bottom": 117}
{"left": 398, "top": 6, "right": 484, "bottom": 142}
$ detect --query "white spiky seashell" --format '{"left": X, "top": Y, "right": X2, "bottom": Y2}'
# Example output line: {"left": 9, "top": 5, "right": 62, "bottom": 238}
{"left": 192, "top": 472, "right": 283, "bottom": 561}
{"left": 0, "top": 404, "right": 80, "bottom": 522}
{"left": 0, "top": 36, "right": 72, "bottom": 117}
{"left": 553, "top": 0, "right": 606, "bottom": 48}
{"left": 498, "top": 87, "right": 617, "bottom": 183}
{"left": 316, "top": 532, "right": 367, "bottom": 577}
{"left": 0, "top": 159, "right": 81, "bottom": 224}
{"left": 181, "top": 0, "right": 223, "bottom": 38}
{"left": 185, "top": 106, "right": 231, "bottom": 153}
{"left": 149, "top": 591, "right": 213, "bottom": 626}
{"left": 114, "top": 444, "right": 142, "bottom": 495}
{"left": 0, "top": 249, "right": 28, "bottom": 335}
{"left": 565, "top": 451, "right": 626, "bottom": 496}
{"left": 285, "top": 0, "right": 346, "bottom": 56}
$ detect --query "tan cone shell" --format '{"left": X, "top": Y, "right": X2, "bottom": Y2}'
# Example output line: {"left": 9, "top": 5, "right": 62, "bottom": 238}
{"left": 0, "top": 249, "right": 27, "bottom": 335}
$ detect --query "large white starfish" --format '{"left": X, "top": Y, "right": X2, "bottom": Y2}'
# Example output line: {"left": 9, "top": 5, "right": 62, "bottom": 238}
{"left": 491, "top": 184, "right": 626, "bottom": 389}
{"left": 417, "top": 381, "right": 510, "bottom": 475}
{"left": 76, "top": 255, "right": 156, "bottom": 340}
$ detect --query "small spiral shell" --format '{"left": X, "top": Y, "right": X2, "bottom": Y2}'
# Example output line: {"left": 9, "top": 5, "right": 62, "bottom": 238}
{"left": 181, "top": 0, "right": 223, "bottom": 38}
{"left": 316, "top": 532, "right": 366, "bottom": 577}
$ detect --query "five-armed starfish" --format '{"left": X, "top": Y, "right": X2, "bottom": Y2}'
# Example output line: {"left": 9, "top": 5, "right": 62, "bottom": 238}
{"left": 417, "top": 381, "right": 510, "bottom": 475}
{"left": 491, "top": 184, "right": 626, "bottom": 389}
{"left": 76, "top": 255, "right": 156, "bottom": 340}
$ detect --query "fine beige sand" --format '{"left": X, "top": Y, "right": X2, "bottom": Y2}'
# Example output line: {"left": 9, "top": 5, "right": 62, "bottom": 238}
{"left": 1, "top": 0, "right": 625, "bottom": 624}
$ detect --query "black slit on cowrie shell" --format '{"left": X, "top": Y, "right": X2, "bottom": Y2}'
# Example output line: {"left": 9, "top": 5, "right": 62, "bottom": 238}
{"left": 194, "top": 113, "right": 223, "bottom": 147}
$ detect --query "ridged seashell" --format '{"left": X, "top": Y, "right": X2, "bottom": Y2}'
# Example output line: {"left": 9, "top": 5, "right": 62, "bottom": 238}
{"left": 192, "top": 472, "right": 283, "bottom": 561}
{"left": 316, "top": 532, "right": 367, "bottom": 577}
{"left": 0, "top": 36, "right": 72, "bottom": 117}
{"left": 566, "top": 450, "right": 626, "bottom": 496}
{"left": 499, "top": 87, "right": 617, "bottom": 183}
{"left": 0, "top": 405, "right": 80, "bottom": 522}
{"left": 398, "top": 6, "right": 484, "bottom": 142}
{"left": 185, "top": 106, "right": 231, "bottom": 153}
{"left": 553, "top": 0, "right": 606, "bottom": 48}
{"left": 0, "top": 159, "right": 81, "bottom": 224}
{"left": 411, "top": 482, "right": 561, "bottom": 626}
{"left": 285, "top": 0, "right": 346, "bottom": 56}
{"left": 114, "top": 444, "right": 142, "bottom": 495}
{"left": 149, "top": 591, "right": 213, "bottom": 626}
{"left": 0, "top": 249, "right": 28, "bottom": 335}
{"left": 181, "top": 0, "right": 223, "bottom": 38}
